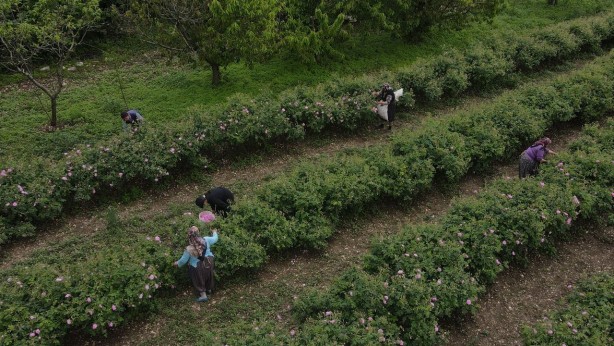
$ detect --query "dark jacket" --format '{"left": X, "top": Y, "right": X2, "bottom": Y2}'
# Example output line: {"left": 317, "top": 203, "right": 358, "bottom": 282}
{"left": 205, "top": 187, "right": 234, "bottom": 215}
{"left": 377, "top": 90, "right": 396, "bottom": 122}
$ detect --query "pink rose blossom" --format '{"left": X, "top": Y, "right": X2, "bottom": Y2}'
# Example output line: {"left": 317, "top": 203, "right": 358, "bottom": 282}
{"left": 92, "top": 323, "right": 98, "bottom": 330}
{"left": 547, "top": 330, "right": 553, "bottom": 335}
{"left": 86, "top": 297, "right": 92, "bottom": 303}
{"left": 29, "top": 332, "right": 36, "bottom": 337}
{"left": 325, "top": 311, "right": 332, "bottom": 316}
{"left": 397, "top": 270, "right": 404, "bottom": 275}
{"left": 12, "top": 202, "right": 17, "bottom": 207}
{"left": 0, "top": 170, "right": 6, "bottom": 176}
{"left": 35, "top": 329, "right": 40, "bottom": 335}
{"left": 290, "top": 329, "right": 295, "bottom": 336}
{"left": 65, "top": 293, "right": 71, "bottom": 298}
{"left": 67, "top": 319, "right": 72, "bottom": 325}
{"left": 539, "top": 182, "right": 545, "bottom": 187}
{"left": 502, "top": 240, "right": 507, "bottom": 245}
{"left": 148, "top": 274, "right": 155, "bottom": 280}
{"left": 109, "top": 322, "right": 114, "bottom": 327}
{"left": 466, "top": 299, "right": 472, "bottom": 305}
{"left": 566, "top": 218, "right": 572, "bottom": 225}
{"left": 154, "top": 236, "right": 161, "bottom": 242}
{"left": 112, "top": 305, "right": 117, "bottom": 311}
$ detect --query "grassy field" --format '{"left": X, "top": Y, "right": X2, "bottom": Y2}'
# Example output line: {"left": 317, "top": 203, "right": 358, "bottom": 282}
{"left": 1, "top": 0, "right": 613, "bottom": 162}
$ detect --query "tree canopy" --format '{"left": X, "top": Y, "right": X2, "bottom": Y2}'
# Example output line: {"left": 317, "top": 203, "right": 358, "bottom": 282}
{"left": 0, "top": 0, "right": 102, "bottom": 127}
{"left": 130, "top": 0, "right": 279, "bottom": 85}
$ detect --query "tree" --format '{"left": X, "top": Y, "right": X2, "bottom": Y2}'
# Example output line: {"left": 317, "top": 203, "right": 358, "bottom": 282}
{"left": 279, "top": 1, "right": 349, "bottom": 64}
{"left": 0, "top": 0, "right": 102, "bottom": 128}
{"left": 330, "top": 0, "right": 506, "bottom": 41}
{"left": 130, "top": 0, "right": 279, "bottom": 86}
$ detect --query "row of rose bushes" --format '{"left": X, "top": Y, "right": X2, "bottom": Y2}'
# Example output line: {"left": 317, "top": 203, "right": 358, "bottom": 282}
{"left": 0, "top": 50, "right": 612, "bottom": 344}
{"left": 210, "top": 119, "right": 614, "bottom": 345}
{"left": 521, "top": 273, "right": 614, "bottom": 345}
{"left": 210, "top": 51, "right": 614, "bottom": 276}
{"left": 2, "top": 12, "right": 614, "bottom": 244}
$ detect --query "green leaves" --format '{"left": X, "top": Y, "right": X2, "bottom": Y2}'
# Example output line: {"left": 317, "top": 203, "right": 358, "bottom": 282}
{"left": 131, "top": 0, "right": 279, "bottom": 84}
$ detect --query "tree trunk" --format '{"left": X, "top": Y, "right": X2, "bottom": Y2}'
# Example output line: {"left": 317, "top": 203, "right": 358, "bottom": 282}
{"left": 211, "top": 63, "right": 221, "bottom": 86}
{"left": 50, "top": 96, "right": 58, "bottom": 128}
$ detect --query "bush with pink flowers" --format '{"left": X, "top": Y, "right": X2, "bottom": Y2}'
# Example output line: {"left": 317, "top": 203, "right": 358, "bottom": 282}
{"left": 1, "top": 13, "right": 613, "bottom": 244}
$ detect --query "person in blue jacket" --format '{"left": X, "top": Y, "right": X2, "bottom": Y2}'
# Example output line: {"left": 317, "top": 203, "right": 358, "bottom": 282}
{"left": 174, "top": 226, "right": 219, "bottom": 302}
{"left": 120, "top": 109, "right": 144, "bottom": 131}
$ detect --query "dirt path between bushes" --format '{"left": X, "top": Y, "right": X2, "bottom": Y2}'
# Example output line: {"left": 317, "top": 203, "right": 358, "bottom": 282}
{"left": 68, "top": 120, "right": 614, "bottom": 346}
{"left": 443, "top": 225, "right": 614, "bottom": 346}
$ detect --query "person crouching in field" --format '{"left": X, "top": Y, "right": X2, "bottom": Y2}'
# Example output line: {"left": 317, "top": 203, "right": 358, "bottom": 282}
{"left": 174, "top": 226, "right": 219, "bottom": 302}
{"left": 120, "top": 109, "right": 144, "bottom": 131}
{"left": 195, "top": 186, "right": 235, "bottom": 217}
{"left": 519, "top": 137, "right": 556, "bottom": 178}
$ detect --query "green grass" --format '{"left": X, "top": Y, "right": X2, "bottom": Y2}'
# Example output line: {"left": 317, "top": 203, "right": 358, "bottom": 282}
{"left": 0, "top": 0, "right": 612, "bottom": 162}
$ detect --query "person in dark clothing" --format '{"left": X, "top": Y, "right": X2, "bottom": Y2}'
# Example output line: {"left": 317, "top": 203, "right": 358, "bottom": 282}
{"left": 195, "top": 187, "right": 235, "bottom": 217}
{"left": 120, "top": 109, "right": 144, "bottom": 131}
{"left": 375, "top": 83, "right": 396, "bottom": 130}
{"left": 519, "top": 137, "right": 557, "bottom": 178}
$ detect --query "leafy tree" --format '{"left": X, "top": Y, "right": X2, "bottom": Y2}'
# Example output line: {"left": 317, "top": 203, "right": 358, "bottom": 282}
{"left": 0, "top": 0, "right": 102, "bottom": 128}
{"left": 130, "top": 0, "right": 279, "bottom": 85}
{"left": 328, "top": 0, "right": 506, "bottom": 41}
{"left": 279, "top": 4, "right": 348, "bottom": 64}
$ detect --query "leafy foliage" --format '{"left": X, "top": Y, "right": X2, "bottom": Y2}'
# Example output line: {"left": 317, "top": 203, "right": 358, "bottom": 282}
{"left": 0, "top": 0, "right": 102, "bottom": 126}
{"left": 129, "top": 0, "right": 279, "bottom": 85}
